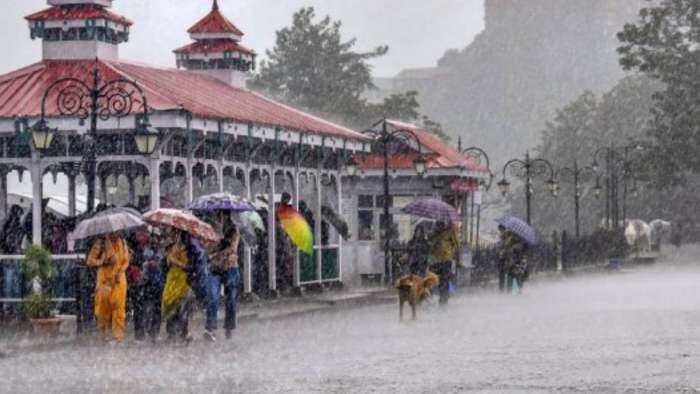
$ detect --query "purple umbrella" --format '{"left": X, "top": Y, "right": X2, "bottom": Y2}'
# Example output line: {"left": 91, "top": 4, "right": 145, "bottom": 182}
{"left": 496, "top": 215, "right": 538, "bottom": 245}
{"left": 401, "top": 198, "right": 461, "bottom": 224}
{"left": 189, "top": 193, "right": 256, "bottom": 212}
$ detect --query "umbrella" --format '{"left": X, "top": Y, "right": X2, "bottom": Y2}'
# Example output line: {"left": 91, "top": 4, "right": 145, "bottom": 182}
{"left": 189, "top": 193, "right": 256, "bottom": 212}
{"left": 232, "top": 210, "right": 265, "bottom": 246}
{"left": 144, "top": 208, "right": 222, "bottom": 243}
{"left": 321, "top": 205, "right": 350, "bottom": 240}
{"left": 496, "top": 215, "right": 538, "bottom": 245}
{"left": 401, "top": 198, "right": 461, "bottom": 224}
{"left": 68, "top": 209, "right": 144, "bottom": 242}
{"left": 276, "top": 205, "right": 314, "bottom": 255}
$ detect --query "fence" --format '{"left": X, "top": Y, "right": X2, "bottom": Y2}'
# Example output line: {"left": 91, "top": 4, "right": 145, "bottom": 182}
{"left": 471, "top": 229, "right": 630, "bottom": 284}
{"left": 0, "top": 254, "right": 95, "bottom": 333}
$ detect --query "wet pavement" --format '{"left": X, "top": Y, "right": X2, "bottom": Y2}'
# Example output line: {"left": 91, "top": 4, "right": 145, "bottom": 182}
{"left": 2, "top": 254, "right": 700, "bottom": 393}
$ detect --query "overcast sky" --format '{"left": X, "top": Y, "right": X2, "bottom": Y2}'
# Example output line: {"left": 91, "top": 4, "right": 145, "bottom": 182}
{"left": 1, "top": 0, "right": 484, "bottom": 77}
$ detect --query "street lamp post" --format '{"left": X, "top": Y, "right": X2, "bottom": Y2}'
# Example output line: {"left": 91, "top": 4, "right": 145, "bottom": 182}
{"left": 592, "top": 143, "right": 642, "bottom": 229}
{"left": 35, "top": 60, "right": 155, "bottom": 212}
{"left": 461, "top": 146, "right": 493, "bottom": 249}
{"left": 554, "top": 160, "right": 601, "bottom": 238}
{"left": 498, "top": 152, "right": 557, "bottom": 225}
{"left": 362, "top": 119, "right": 427, "bottom": 285}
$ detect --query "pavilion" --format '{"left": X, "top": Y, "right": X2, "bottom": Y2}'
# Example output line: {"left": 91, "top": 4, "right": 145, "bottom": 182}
{"left": 0, "top": 0, "right": 366, "bottom": 297}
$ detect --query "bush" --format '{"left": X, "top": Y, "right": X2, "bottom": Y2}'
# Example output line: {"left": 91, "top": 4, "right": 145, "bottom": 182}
{"left": 19, "top": 245, "right": 54, "bottom": 319}
{"left": 21, "top": 293, "right": 53, "bottom": 319}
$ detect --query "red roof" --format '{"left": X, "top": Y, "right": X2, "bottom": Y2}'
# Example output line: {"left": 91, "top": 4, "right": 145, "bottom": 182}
{"left": 188, "top": 0, "right": 244, "bottom": 36}
{"left": 25, "top": 5, "right": 133, "bottom": 26}
{"left": 174, "top": 40, "right": 255, "bottom": 56}
{"left": 358, "top": 120, "right": 487, "bottom": 173}
{"left": 0, "top": 59, "right": 364, "bottom": 140}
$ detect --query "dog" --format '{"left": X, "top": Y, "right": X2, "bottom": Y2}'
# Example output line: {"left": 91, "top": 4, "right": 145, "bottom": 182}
{"left": 396, "top": 271, "right": 440, "bottom": 321}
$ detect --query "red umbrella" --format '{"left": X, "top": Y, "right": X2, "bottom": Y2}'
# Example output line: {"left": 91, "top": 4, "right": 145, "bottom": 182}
{"left": 144, "top": 209, "right": 222, "bottom": 243}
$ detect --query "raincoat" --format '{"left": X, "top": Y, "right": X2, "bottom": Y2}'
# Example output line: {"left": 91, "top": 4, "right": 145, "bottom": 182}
{"left": 162, "top": 242, "right": 191, "bottom": 320}
{"left": 430, "top": 225, "right": 459, "bottom": 263}
{"left": 86, "top": 235, "right": 130, "bottom": 341}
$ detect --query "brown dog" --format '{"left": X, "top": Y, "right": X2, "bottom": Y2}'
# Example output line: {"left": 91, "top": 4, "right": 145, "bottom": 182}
{"left": 396, "top": 272, "right": 440, "bottom": 320}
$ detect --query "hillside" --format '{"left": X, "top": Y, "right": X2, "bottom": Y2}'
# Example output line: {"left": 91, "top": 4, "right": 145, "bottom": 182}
{"left": 414, "top": 0, "right": 649, "bottom": 159}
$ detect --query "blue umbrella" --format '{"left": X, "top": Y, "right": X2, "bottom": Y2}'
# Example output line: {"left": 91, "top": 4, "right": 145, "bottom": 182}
{"left": 496, "top": 215, "right": 538, "bottom": 245}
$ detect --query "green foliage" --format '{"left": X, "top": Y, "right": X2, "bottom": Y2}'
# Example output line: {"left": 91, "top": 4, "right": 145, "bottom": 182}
{"left": 524, "top": 77, "right": 660, "bottom": 234}
{"left": 249, "top": 7, "right": 443, "bottom": 134}
{"left": 617, "top": 0, "right": 700, "bottom": 182}
{"left": 21, "top": 293, "right": 53, "bottom": 320}
{"left": 21, "top": 244, "right": 54, "bottom": 290}
{"left": 20, "top": 244, "right": 54, "bottom": 319}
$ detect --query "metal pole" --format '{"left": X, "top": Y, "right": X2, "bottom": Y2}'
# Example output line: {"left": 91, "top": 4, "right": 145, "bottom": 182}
{"left": 469, "top": 191, "right": 475, "bottom": 244}
{"left": 382, "top": 121, "right": 391, "bottom": 285}
{"left": 574, "top": 162, "right": 580, "bottom": 238}
{"left": 605, "top": 149, "right": 610, "bottom": 228}
{"left": 525, "top": 152, "right": 532, "bottom": 225}
{"left": 87, "top": 64, "right": 99, "bottom": 212}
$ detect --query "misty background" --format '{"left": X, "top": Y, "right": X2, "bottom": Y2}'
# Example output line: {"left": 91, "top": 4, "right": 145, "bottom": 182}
{"left": 0, "top": 0, "right": 484, "bottom": 78}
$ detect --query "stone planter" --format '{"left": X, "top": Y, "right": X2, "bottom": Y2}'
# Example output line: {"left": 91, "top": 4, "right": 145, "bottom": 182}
{"left": 30, "top": 317, "right": 62, "bottom": 337}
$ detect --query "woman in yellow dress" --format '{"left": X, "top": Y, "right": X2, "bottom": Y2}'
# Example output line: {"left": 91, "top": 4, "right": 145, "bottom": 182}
{"left": 161, "top": 229, "right": 196, "bottom": 343}
{"left": 86, "top": 233, "right": 131, "bottom": 341}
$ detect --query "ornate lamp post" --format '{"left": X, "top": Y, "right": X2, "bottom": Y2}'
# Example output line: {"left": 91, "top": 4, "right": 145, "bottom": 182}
{"left": 554, "top": 160, "right": 601, "bottom": 238}
{"left": 460, "top": 146, "right": 493, "bottom": 248}
{"left": 34, "top": 61, "right": 155, "bottom": 212}
{"left": 498, "top": 152, "right": 557, "bottom": 225}
{"left": 592, "top": 143, "right": 643, "bottom": 228}
{"left": 362, "top": 119, "right": 428, "bottom": 285}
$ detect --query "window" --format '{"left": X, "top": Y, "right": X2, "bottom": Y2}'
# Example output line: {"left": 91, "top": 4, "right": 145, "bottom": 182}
{"left": 358, "top": 195, "right": 374, "bottom": 241}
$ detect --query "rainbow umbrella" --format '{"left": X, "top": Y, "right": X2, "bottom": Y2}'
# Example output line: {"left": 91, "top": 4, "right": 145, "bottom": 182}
{"left": 276, "top": 205, "right": 314, "bottom": 255}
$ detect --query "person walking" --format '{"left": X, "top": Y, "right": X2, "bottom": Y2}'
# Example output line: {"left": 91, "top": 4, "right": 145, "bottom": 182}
{"left": 504, "top": 231, "right": 529, "bottom": 294}
{"left": 429, "top": 221, "right": 459, "bottom": 305}
{"left": 204, "top": 213, "right": 241, "bottom": 341}
{"left": 86, "top": 233, "right": 131, "bottom": 342}
{"left": 162, "top": 230, "right": 196, "bottom": 344}
{"left": 133, "top": 234, "right": 164, "bottom": 343}
{"left": 407, "top": 225, "right": 431, "bottom": 277}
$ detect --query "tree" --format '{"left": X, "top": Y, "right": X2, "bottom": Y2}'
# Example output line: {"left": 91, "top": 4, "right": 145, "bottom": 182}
{"left": 617, "top": 0, "right": 700, "bottom": 183}
{"left": 249, "top": 7, "right": 385, "bottom": 125}
{"left": 250, "top": 7, "right": 444, "bottom": 134}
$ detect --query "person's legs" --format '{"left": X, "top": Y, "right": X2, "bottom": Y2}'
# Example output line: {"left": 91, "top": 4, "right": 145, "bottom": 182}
{"left": 437, "top": 263, "right": 450, "bottom": 305}
{"left": 498, "top": 267, "right": 507, "bottom": 292}
{"left": 111, "top": 280, "right": 127, "bottom": 341}
{"left": 206, "top": 273, "right": 222, "bottom": 332}
{"left": 133, "top": 284, "right": 145, "bottom": 340}
{"left": 180, "top": 291, "right": 195, "bottom": 340}
{"left": 223, "top": 268, "right": 240, "bottom": 334}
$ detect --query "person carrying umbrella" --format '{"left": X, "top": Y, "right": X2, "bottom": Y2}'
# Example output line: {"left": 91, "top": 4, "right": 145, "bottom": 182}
{"left": 86, "top": 232, "right": 131, "bottom": 341}
{"left": 407, "top": 225, "right": 431, "bottom": 277}
{"left": 495, "top": 216, "right": 537, "bottom": 294}
{"left": 429, "top": 221, "right": 460, "bottom": 305}
{"left": 205, "top": 211, "right": 241, "bottom": 341}
{"left": 70, "top": 207, "right": 144, "bottom": 342}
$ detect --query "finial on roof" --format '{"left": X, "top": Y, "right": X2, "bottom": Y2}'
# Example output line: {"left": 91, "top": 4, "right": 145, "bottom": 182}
{"left": 213, "top": 0, "right": 219, "bottom": 11}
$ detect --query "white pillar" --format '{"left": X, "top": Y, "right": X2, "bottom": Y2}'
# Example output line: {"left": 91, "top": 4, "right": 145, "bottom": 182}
{"left": 336, "top": 172, "right": 343, "bottom": 283}
{"left": 127, "top": 175, "right": 136, "bottom": 206}
{"left": 315, "top": 171, "right": 322, "bottom": 283}
{"left": 243, "top": 166, "right": 253, "bottom": 294}
{"left": 68, "top": 174, "right": 77, "bottom": 217}
{"left": 99, "top": 176, "right": 108, "bottom": 206}
{"left": 268, "top": 169, "right": 277, "bottom": 291}
{"left": 185, "top": 159, "right": 194, "bottom": 204}
{"left": 150, "top": 159, "right": 161, "bottom": 211}
{"left": 31, "top": 156, "right": 42, "bottom": 246}
{"left": 292, "top": 171, "right": 301, "bottom": 288}
{"left": 217, "top": 164, "right": 224, "bottom": 193}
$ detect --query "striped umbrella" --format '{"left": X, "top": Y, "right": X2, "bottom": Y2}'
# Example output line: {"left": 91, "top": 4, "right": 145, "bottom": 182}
{"left": 144, "top": 208, "right": 222, "bottom": 243}
{"left": 401, "top": 198, "right": 461, "bottom": 224}
{"left": 68, "top": 209, "right": 144, "bottom": 242}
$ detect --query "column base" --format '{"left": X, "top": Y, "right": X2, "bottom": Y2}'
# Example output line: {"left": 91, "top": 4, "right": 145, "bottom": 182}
{"left": 239, "top": 292, "right": 260, "bottom": 303}
{"left": 291, "top": 286, "right": 304, "bottom": 297}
